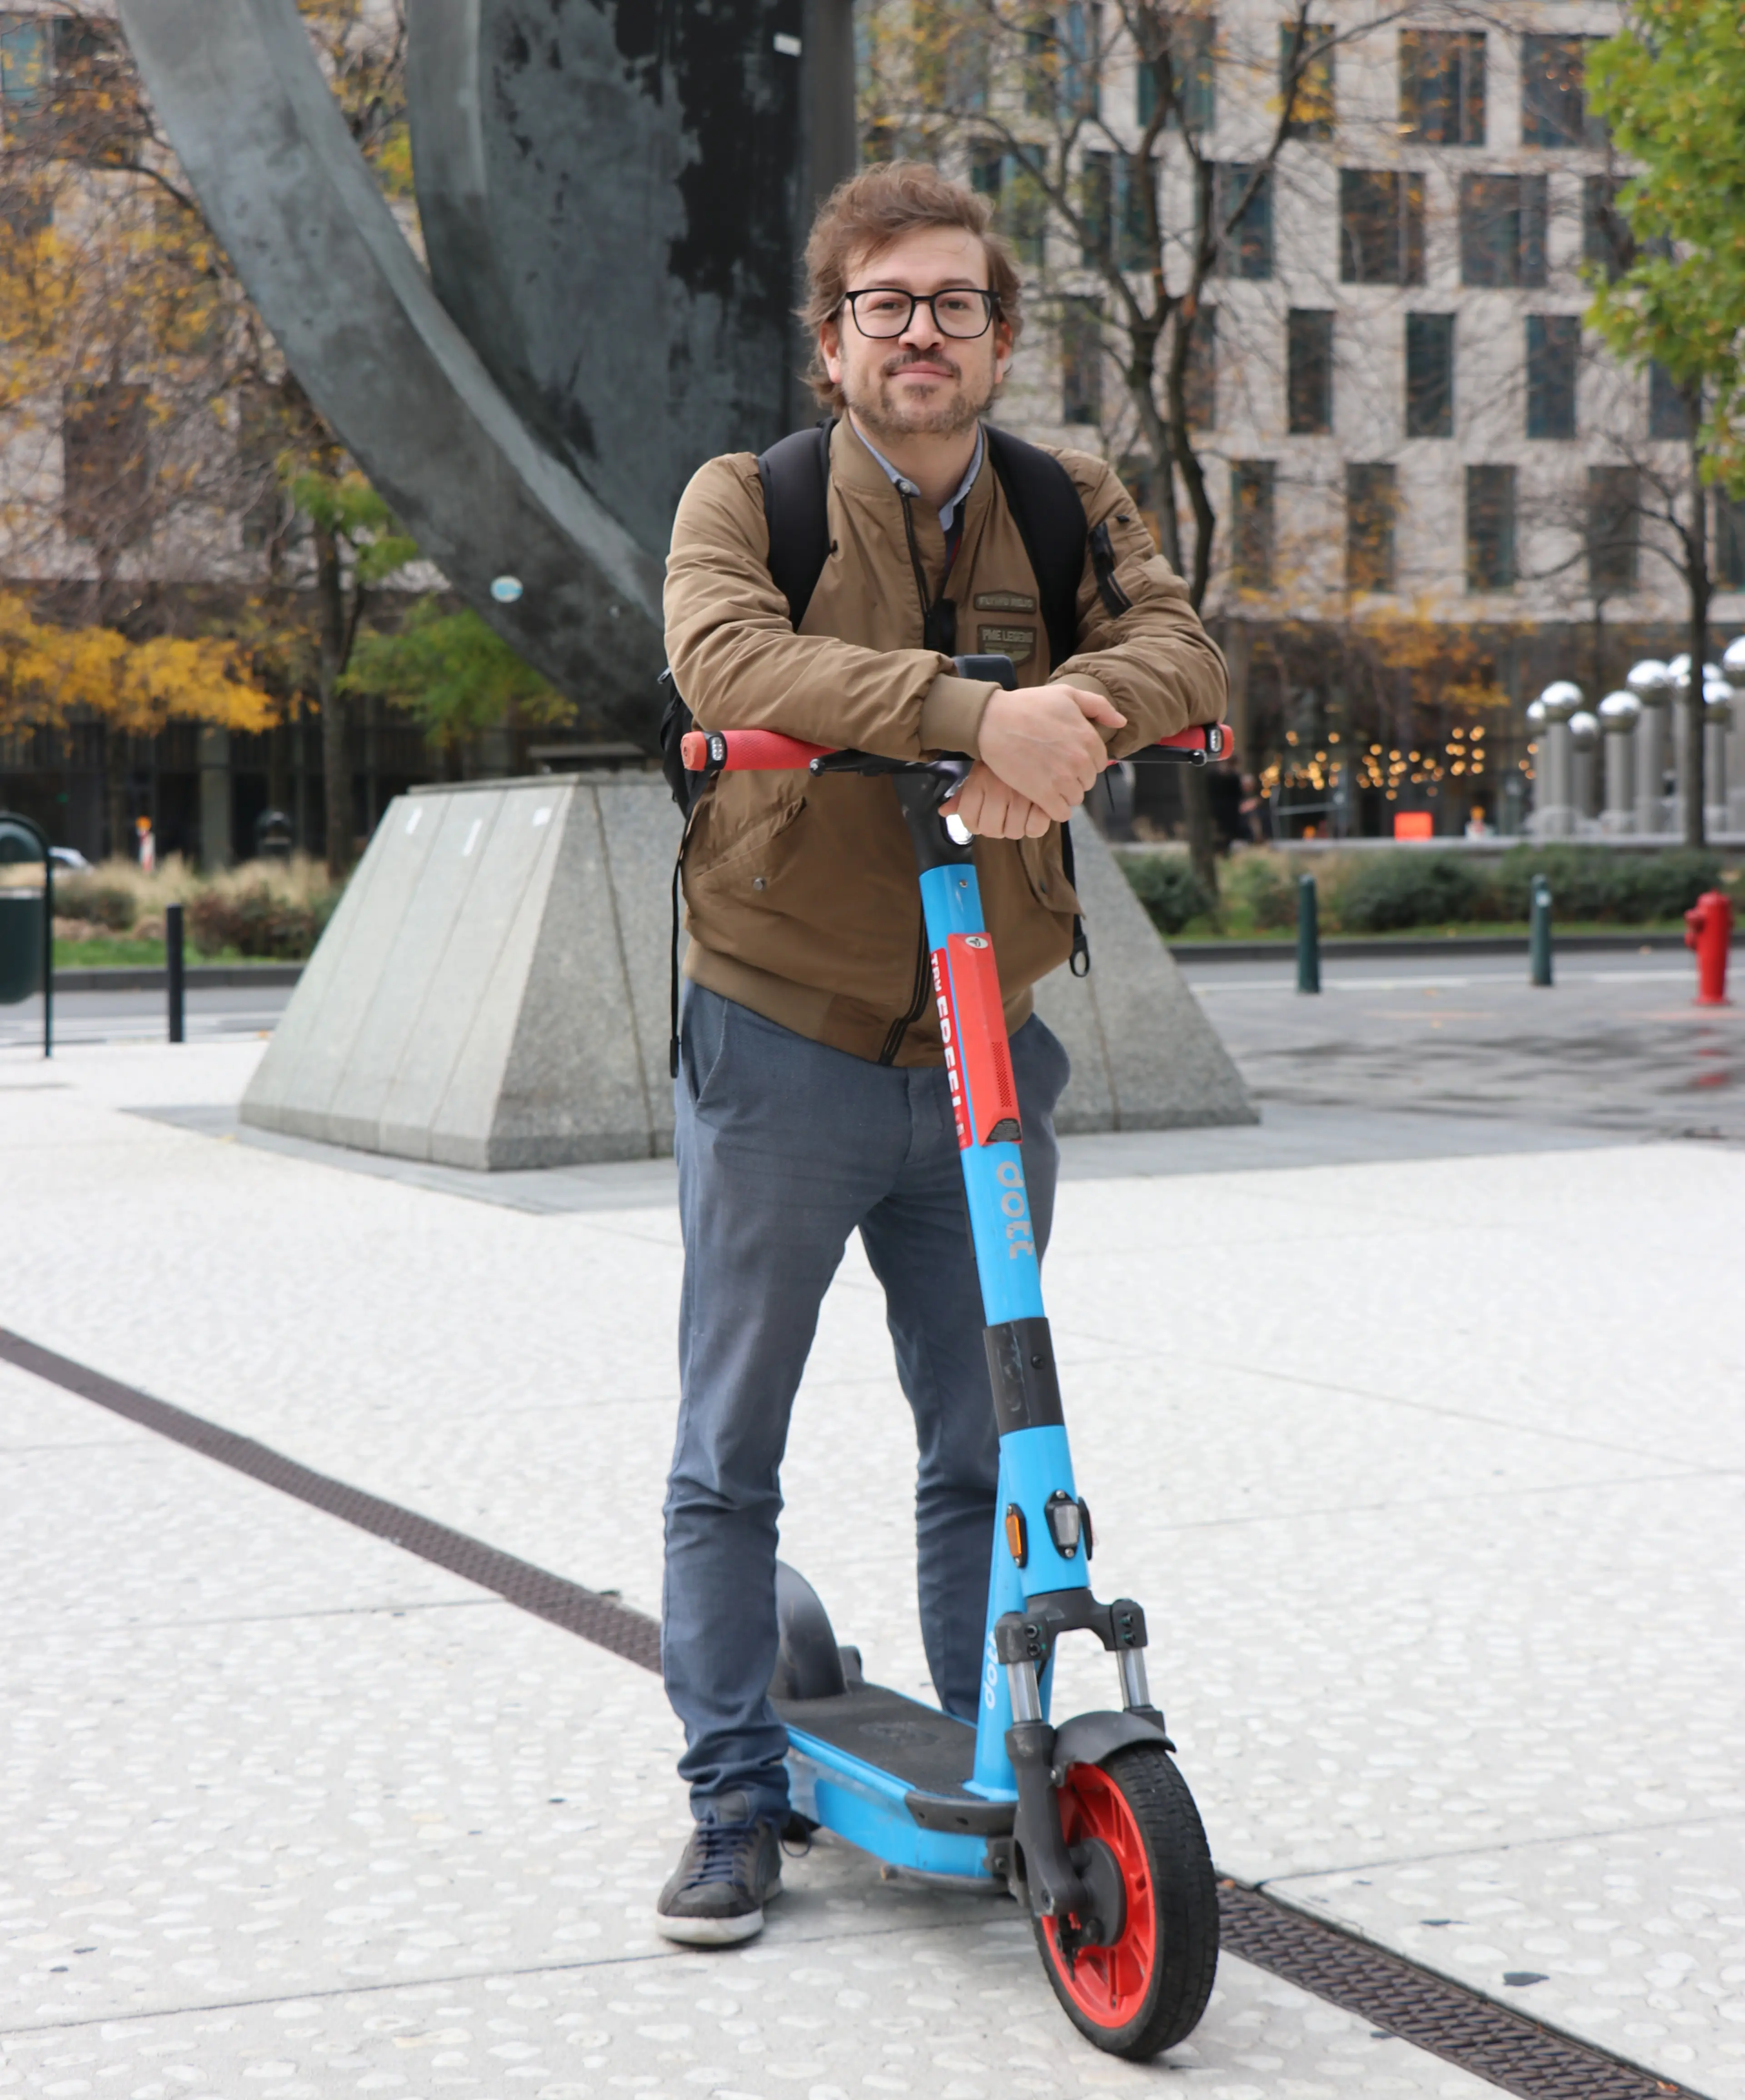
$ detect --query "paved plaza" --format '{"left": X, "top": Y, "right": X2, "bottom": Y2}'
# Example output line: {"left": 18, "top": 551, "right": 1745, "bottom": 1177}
{"left": 2, "top": 951, "right": 1742, "bottom": 2100}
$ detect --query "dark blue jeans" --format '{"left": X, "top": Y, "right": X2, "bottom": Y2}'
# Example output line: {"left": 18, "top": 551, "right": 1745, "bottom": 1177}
{"left": 664, "top": 985, "right": 1070, "bottom": 1823}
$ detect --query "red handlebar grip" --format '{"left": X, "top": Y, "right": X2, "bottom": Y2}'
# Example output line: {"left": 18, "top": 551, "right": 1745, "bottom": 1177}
{"left": 1150, "top": 722, "right": 1235, "bottom": 761}
{"left": 680, "top": 728, "right": 836, "bottom": 772}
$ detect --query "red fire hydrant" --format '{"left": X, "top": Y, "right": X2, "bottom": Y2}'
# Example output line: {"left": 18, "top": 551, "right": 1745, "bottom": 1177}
{"left": 1684, "top": 889, "right": 1734, "bottom": 1006}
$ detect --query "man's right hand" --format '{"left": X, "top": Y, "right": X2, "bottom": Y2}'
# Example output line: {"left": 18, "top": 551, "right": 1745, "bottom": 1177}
{"left": 976, "top": 683, "right": 1126, "bottom": 822}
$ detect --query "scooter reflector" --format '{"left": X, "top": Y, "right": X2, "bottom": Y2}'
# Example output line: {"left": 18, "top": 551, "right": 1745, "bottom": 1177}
{"left": 935, "top": 933, "right": 1022, "bottom": 1151}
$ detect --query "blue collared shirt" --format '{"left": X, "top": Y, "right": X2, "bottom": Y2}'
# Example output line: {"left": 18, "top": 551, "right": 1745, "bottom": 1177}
{"left": 853, "top": 421, "right": 985, "bottom": 537}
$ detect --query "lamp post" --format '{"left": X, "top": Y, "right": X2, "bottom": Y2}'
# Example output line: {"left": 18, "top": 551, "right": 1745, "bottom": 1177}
{"left": 1704, "top": 683, "right": 1733, "bottom": 837}
{"left": 1531, "top": 681, "right": 1583, "bottom": 837}
{"left": 1625, "top": 659, "right": 1674, "bottom": 836}
{"left": 1596, "top": 692, "right": 1640, "bottom": 834}
{"left": 1568, "top": 709, "right": 1599, "bottom": 827}
{"left": 1724, "top": 638, "right": 1745, "bottom": 833}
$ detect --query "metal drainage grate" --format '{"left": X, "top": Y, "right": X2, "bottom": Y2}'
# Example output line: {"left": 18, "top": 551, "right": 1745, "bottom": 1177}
{"left": 1219, "top": 1877, "right": 1688, "bottom": 2100}
{"left": 1, "top": 1327, "right": 1698, "bottom": 2100}
{"left": 0, "top": 1327, "right": 661, "bottom": 1673}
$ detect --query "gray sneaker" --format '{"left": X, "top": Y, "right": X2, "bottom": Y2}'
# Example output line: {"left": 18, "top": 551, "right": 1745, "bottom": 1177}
{"left": 655, "top": 1794, "right": 784, "bottom": 1947}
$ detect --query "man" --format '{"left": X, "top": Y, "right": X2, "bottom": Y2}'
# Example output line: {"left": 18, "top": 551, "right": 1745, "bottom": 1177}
{"left": 657, "top": 160, "right": 1226, "bottom": 1943}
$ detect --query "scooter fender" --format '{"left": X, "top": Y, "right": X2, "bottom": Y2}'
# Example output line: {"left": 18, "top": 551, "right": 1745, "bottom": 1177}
{"left": 1050, "top": 1707, "right": 1175, "bottom": 1777}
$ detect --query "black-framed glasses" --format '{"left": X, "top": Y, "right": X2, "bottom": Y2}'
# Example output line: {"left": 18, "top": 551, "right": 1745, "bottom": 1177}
{"left": 842, "top": 288, "right": 1000, "bottom": 340}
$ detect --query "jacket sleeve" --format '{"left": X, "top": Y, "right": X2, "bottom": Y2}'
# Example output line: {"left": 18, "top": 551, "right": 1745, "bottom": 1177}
{"left": 1047, "top": 450, "right": 1230, "bottom": 757}
{"left": 663, "top": 452, "right": 999, "bottom": 759}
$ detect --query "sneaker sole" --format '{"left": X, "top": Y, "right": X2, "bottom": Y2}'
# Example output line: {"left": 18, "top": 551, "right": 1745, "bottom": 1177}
{"left": 653, "top": 1905, "right": 766, "bottom": 1947}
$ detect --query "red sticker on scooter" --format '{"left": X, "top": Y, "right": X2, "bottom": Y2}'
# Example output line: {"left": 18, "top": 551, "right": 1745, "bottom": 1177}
{"left": 931, "top": 948, "right": 972, "bottom": 1149}
{"left": 939, "top": 934, "right": 1021, "bottom": 1150}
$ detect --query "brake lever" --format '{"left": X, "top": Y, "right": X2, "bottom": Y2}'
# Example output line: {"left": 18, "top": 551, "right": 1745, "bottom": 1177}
{"left": 808, "top": 751, "right": 974, "bottom": 791}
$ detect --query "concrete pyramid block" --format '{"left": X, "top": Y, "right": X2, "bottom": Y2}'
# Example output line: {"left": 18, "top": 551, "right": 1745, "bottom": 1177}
{"left": 1036, "top": 809, "right": 1257, "bottom": 1134}
{"left": 241, "top": 774, "right": 1253, "bottom": 1168}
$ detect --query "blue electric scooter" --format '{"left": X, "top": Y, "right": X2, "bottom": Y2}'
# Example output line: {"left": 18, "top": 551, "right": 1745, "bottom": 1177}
{"left": 682, "top": 663, "right": 1231, "bottom": 2059}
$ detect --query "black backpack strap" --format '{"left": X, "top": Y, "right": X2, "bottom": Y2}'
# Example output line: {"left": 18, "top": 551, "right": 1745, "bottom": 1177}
{"left": 757, "top": 419, "right": 835, "bottom": 629}
{"left": 984, "top": 426, "right": 1096, "bottom": 975}
{"left": 983, "top": 425, "right": 1087, "bottom": 674}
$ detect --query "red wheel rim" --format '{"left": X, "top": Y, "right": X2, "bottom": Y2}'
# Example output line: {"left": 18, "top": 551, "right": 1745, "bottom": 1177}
{"left": 1042, "top": 1763, "right": 1157, "bottom": 2029}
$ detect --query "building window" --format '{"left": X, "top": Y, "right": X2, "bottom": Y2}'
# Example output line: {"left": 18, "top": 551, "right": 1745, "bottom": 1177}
{"left": 1287, "top": 309, "right": 1333, "bottom": 434}
{"left": 1466, "top": 465, "right": 1516, "bottom": 589}
{"left": 1280, "top": 20, "right": 1334, "bottom": 140}
{"left": 1400, "top": 30, "right": 1485, "bottom": 146}
{"left": 1587, "top": 467, "right": 1639, "bottom": 593}
{"left": 1716, "top": 491, "right": 1745, "bottom": 590}
{"left": 1214, "top": 163, "right": 1273, "bottom": 279}
{"left": 912, "top": 0, "right": 991, "bottom": 110}
{"left": 979, "top": 152, "right": 1047, "bottom": 264}
{"left": 1460, "top": 174, "right": 1547, "bottom": 288}
{"left": 0, "top": 177, "right": 52, "bottom": 241}
{"left": 1231, "top": 462, "right": 1275, "bottom": 590}
{"left": 1061, "top": 299, "right": 1103, "bottom": 424}
{"left": 1521, "top": 35, "right": 1600, "bottom": 148}
{"left": 1649, "top": 362, "right": 1692, "bottom": 441}
{"left": 0, "top": 13, "right": 50, "bottom": 141}
{"left": 1081, "top": 149, "right": 1155, "bottom": 269}
{"left": 1582, "top": 176, "right": 1635, "bottom": 283}
{"left": 1526, "top": 315, "right": 1578, "bottom": 439}
{"left": 1405, "top": 314, "right": 1454, "bottom": 438}
{"left": 1137, "top": 12, "right": 1215, "bottom": 133}
{"left": 63, "top": 381, "right": 149, "bottom": 548}
{"left": 1183, "top": 305, "right": 1216, "bottom": 429}
{"left": 1346, "top": 463, "right": 1397, "bottom": 593}
{"left": 1063, "top": 0, "right": 1100, "bottom": 115}
{"left": 1340, "top": 170, "right": 1425, "bottom": 285}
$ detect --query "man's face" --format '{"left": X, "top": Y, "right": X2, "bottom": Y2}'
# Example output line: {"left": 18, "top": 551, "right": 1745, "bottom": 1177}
{"left": 820, "top": 224, "right": 1012, "bottom": 444}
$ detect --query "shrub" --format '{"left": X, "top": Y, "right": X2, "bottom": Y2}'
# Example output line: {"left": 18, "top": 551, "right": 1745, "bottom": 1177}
{"left": 1222, "top": 851, "right": 1298, "bottom": 931}
{"left": 1493, "top": 844, "right": 1723, "bottom": 923}
{"left": 1331, "top": 852, "right": 1482, "bottom": 933}
{"left": 52, "top": 876, "right": 137, "bottom": 931}
{"left": 187, "top": 882, "right": 336, "bottom": 959}
{"left": 1122, "top": 853, "right": 1215, "bottom": 934}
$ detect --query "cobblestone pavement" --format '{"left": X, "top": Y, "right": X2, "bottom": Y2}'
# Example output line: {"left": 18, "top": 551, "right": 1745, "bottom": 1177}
{"left": 1181, "top": 951, "right": 1745, "bottom": 1140}
{"left": 2, "top": 1034, "right": 1741, "bottom": 2100}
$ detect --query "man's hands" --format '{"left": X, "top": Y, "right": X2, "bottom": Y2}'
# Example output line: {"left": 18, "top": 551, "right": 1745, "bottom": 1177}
{"left": 941, "top": 682, "right": 1126, "bottom": 840}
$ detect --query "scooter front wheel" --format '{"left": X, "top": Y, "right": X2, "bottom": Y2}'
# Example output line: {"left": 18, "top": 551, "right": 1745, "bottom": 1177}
{"left": 1032, "top": 1743, "right": 1219, "bottom": 2059}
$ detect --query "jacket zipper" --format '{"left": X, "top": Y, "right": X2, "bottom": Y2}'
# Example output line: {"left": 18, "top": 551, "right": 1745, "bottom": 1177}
{"left": 877, "top": 489, "right": 947, "bottom": 1067}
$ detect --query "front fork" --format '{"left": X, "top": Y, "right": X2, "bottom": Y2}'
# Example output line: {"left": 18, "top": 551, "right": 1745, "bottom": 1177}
{"left": 897, "top": 774, "right": 1160, "bottom": 1930}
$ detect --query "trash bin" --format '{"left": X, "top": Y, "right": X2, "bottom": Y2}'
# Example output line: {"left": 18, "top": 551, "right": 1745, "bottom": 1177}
{"left": 0, "top": 813, "right": 50, "bottom": 1013}
{"left": 255, "top": 808, "right": 294, "bottom": 862}
{"left": 0, "top": 887, "right": 43, "bottom": 1004}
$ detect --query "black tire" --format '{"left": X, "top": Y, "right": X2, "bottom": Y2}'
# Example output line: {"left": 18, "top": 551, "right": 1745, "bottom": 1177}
{"left": 1032, "top": 1742, "right": 1219, "bottom": 2059}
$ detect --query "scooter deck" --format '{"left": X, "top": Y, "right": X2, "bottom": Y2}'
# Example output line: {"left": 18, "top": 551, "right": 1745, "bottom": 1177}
{"left": 774, "top": 1680, "right": 1016, "bottom": 1836}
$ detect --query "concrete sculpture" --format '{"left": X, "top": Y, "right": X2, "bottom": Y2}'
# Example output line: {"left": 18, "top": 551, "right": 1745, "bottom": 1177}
{"left": 115, "top": 0, "right": 851, "bottom": 733}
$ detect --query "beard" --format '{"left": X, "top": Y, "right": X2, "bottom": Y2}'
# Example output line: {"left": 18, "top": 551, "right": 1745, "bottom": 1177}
{"left": 844, "top": 349, "right": 994, "bottom": 444}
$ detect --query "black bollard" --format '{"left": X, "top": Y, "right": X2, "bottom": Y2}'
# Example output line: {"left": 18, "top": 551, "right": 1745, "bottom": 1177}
{"left": 166, "top": 901, "right": 185, "bottom": 1042}
{"left": 1529, "top": 876, "right": 1553, "bottom": 988}
{"left": 1296, "top": 873, "right": 1321, "bottom": 994}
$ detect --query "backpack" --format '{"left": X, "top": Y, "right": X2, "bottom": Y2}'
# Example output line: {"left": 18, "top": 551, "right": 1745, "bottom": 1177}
{"left": 663, "top": 419, "right": 1125, "bottom": 1070}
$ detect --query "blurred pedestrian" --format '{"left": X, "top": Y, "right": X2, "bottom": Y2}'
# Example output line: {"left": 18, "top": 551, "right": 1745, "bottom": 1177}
{"left": 1238, "top": 772, "right": 1270, "bottom": 844}
{"left": 135, "top": 815, "right": 155, "bottom": 873}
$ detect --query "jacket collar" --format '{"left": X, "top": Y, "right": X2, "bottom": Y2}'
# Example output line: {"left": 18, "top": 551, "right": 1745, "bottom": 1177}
{"left": 832, "top": 414, "right": 991, "bottom": 534}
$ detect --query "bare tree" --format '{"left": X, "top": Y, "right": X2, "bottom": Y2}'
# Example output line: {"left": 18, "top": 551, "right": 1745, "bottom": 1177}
{"left": 862, "top": 0, "right": 1412, "bottom": 883}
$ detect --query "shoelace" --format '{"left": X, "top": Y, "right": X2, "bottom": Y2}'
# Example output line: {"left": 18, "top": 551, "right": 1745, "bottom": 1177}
{"left": 689, "top": 1821, "right": 762, "bottom": 1887}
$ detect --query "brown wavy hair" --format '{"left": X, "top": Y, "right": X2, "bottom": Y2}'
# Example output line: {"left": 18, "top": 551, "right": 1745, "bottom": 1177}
{"left": 801, "top": 161, "right": 1024, "bottom": 410}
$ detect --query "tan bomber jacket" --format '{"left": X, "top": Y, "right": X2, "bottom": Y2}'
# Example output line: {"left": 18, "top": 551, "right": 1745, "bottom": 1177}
{"left": 664, "top": 416, "right": 1228, "bottom": 1066}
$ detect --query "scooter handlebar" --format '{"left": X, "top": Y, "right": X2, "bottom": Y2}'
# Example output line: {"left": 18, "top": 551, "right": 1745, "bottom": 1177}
{"left": 679, "top": 728, "right": 833, "bottom": 773}
{"left": 681, "top": 721, "right": 1234, "bottom": 775}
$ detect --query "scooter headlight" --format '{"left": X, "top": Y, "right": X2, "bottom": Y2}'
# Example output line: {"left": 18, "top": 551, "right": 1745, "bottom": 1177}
{"left": 1044, "top": 1491, "right": 1082, "bottom": 1558}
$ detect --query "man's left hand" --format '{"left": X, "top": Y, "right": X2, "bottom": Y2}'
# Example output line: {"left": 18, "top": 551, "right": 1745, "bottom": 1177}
{"left": 940, "top": 761, "right": 1052, "bottom": 839}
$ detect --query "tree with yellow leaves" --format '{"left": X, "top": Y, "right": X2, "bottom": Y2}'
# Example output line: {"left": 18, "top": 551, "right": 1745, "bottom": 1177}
{"left": 0, "top": 591, "right": 273, "bottom": 852}
{"left": 0, "top": 1, "right": 420, "bottom": 865}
